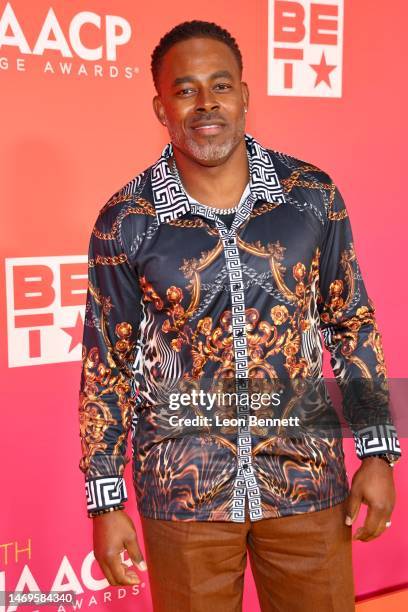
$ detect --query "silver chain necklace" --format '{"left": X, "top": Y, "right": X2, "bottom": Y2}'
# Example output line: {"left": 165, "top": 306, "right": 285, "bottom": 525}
{"left": 169, "top": 149, "right": 252, "bottom": 216}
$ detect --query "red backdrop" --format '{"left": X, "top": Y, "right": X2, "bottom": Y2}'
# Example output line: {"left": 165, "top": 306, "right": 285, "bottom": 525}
{"left": 1, "top": 1, "right": 407, "bottom": 610}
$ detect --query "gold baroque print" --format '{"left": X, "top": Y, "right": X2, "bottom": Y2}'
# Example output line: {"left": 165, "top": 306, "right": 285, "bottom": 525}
{"left": 79, "top": 321, "right": 136, "bottom": 474}
{"left": 89, "top": 253, "right": 128, "bottom": 267}
{"left": 280, "top": 166, "right": 348, "bottom": 221}
{"left": 250, "top": 201, "right": 280, "bottom": 218}
{"left": 318, "top": 243, "right": 357, "bottom": 321}
{"left": 139, "top": 247, "right": 322, "bottom": 382}
{"left": 93, "top": 197, "right": 156, "bottom": 241}
{"left": 167, "top": 216, "right": 220, "bottom": 236}
{"left": 86, "top": 281, "right": 136, "bottom": 377}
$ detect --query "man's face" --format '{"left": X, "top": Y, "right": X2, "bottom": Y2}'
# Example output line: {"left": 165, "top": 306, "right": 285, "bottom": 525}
{"left": 153, "top": 37, "right": 249, "bottom": 165}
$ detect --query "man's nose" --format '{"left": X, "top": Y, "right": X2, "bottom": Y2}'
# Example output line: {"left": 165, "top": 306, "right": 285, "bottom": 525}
{"left": 194, "top": 88, "right": 220, "bottom": 112}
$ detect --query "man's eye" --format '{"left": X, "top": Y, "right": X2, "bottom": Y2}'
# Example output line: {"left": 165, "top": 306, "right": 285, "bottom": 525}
{"left": 178, "top": 88, "right": 194, "bottom": 95}
{"left": 215, "top": 83, "right": 232, "bottom": 90}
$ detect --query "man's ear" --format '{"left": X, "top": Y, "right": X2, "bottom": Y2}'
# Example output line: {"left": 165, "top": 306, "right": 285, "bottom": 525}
{"left": 241, "top": 81, "right": 249, "bottom": 112}
{"left": 152, "top": 95, "right": 167, "bottom": 126}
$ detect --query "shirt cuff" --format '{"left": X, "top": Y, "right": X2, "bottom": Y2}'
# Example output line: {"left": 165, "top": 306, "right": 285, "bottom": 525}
{"left": 353, "top": 424, "right": 402, "bottom": 459}
{"left": 85, "top": 475, "right": 128, "bottom": 513}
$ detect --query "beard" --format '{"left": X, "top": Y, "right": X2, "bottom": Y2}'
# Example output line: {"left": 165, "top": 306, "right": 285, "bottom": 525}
{"left": 164, "top": 112, "right": 246, "bottom": 163}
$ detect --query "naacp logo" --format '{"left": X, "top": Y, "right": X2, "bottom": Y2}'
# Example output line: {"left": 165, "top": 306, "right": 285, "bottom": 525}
{"left": 0, "top": 2, "right": 138, "bottom": 79}
{"left": 268, "top": 0, "right": 344, "bottom": 97}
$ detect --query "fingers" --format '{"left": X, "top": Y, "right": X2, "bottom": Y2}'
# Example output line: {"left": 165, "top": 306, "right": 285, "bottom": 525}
{"left": 104, "top": 552, "right": 141, "bottom": 586}
{"left": 98, "top": 539, "right": 147, "bottom": 586}
{"left": 345, "top": 490, "right": 362, "bottom": 526}
{"left": 99, "top": 560, "right": 121, "bottom": 586}
{"left": 352, "top": 503, "right": 392, "bottom": 542}
{"left": 126, "top": 537, "right": 148, "bottom": 572}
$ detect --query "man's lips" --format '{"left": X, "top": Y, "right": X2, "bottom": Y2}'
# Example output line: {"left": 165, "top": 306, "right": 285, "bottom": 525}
{"left": 191, "top": 123, "right": 226, "bottom": 135}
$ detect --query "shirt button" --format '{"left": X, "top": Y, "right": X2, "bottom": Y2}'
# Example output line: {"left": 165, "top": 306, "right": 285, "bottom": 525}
{"left": 227, "top": 238, "right": 234, "bottom": 245}
{"left": 233, "top": 284, "right": 240, "bottom": 290}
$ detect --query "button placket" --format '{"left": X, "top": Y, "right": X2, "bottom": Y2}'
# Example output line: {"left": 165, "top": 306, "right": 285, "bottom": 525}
{"left": 215, "top": 215, "right": 263, "bottom": 523}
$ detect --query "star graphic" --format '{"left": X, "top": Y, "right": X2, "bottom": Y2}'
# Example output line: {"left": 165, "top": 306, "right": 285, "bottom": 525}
{"left": 62, "top": 311, "right": 83, "bottom": 352}
{"left": 309, "top": 51, "right": 337, "bottom": 88}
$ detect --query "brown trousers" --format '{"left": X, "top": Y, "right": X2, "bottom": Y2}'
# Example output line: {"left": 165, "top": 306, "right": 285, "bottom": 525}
{"left": 140, "top": 498, "right": 355, "bottom": 612}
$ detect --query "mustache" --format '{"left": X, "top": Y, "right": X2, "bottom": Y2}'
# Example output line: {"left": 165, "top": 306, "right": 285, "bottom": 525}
{"left": 189, "top": 114, "right": 227, "bottom": 126}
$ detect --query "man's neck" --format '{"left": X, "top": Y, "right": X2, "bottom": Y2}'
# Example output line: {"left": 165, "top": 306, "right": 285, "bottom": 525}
{"left": 169, "top": 138, "right": 250, "bottom": 209}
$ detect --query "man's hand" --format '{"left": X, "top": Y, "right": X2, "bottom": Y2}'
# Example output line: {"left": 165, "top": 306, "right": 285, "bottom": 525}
{"left": 345, "top": 457, "right": 396, "bottom": 542}
{"left": 93, "top": 510, "right": 147, "bottom": 586}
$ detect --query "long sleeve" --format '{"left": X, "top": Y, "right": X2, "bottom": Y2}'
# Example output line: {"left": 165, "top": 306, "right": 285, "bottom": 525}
{"left": 317, "top": 179, "right": 402, "bottom": 460}
{"left": 78, "top": 200, "right": 143, "bottom": 516}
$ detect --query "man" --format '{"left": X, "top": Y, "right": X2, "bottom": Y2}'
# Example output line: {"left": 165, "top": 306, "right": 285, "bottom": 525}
{"left": 78, "top": 20, "right": 402, "bottom": 612}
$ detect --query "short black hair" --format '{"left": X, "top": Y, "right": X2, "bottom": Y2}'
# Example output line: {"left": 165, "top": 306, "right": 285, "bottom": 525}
{"left": 151, "top": 20, "right": 243, "bottom": 93}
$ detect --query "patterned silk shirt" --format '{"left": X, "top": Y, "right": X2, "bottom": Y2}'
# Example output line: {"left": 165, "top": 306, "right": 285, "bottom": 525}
{"left": 78, "top": 133, "right": 402, "bottom": 522}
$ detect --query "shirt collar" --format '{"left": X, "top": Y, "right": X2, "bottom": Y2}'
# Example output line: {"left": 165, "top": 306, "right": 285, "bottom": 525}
{"left": 150, "top": 132, "right": 286, "bottom": 224}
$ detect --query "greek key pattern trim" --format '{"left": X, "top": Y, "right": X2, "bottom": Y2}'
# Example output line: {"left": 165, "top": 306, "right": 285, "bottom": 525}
{"left": 150, "top": 133, "right": 287, "bottom": 225}
{"left": 85, "top": 476, "right": 128, "bottom": 511}
{"left": 354, "top": 424, "right": 401, "bottom": 458}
